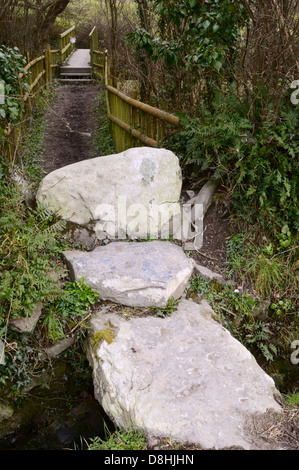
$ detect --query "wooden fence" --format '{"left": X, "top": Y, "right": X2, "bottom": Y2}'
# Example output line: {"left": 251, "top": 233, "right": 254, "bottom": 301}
{"left": 59, "top": 25, "right": 75, "bottom": 64}
{"left": 0, "top": 27, "right": 74, "bottom": 163}
{"left": 90, "top": 26, "right": 180, "bottom": 153}
{"left": 89, "top": 26, "right": 105, "bottom": 77}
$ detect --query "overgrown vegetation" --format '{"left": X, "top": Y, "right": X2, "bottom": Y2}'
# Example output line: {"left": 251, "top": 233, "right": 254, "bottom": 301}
{"left": 0, "top": 63, "right": 100, "bottom": 398}
{"left": 0, "top": 45, "right": 29, "bottom": 126}
{"left": 93, "top": 91, "right": 115, "bottom": 155}
{"left": 87, "top": 424, "right": 147, "bottom": 450}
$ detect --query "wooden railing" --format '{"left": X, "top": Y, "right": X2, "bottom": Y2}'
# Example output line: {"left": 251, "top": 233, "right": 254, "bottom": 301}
{"left": 90, "top": 44, "right": 180, "bottom": 153}
{"left": 59, "top": 25, "right": 75, "bottom": 64}
{"left": 89, "top": 26, "right": 105, "bottom": 79}
{"left": 1, "top": 27, "right": 74, "bottom": 163}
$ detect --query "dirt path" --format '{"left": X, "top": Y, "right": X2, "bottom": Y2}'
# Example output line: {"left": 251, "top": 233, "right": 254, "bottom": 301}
{"left": 42, "top": 84, "right": 102, "bottom": 174}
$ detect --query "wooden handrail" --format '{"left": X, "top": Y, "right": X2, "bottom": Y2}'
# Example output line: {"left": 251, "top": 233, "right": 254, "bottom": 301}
{"left": 89, "top": 26, "right": 97, "bottom": 37}
{"left": 25, "top": 55, "right": 45, "bottom": 71}
{"left": 60, "top": 25, "right": 75, "bottom": 38}
{"left": 106, "top": 84, "right": 179, "bottom": 126}
{"left": 108, "top": 114, "right": 158, "bottom": 147}
{"left": 61, "top": 43, "right": 71, "bottom": 55}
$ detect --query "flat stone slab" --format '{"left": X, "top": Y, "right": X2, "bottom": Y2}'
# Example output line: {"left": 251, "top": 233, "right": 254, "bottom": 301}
{"left": 87, "top": 299, "right": 282, "bottom": 450}
{"left": 63, "top": 241, "right": 194, "bottom": 307}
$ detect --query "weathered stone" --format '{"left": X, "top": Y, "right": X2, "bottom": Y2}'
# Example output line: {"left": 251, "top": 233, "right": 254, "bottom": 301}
{"left": 86, "top": 299, "right": 281, "bottom": 450}
{"left": 36, "top": 147, "right": 182, "bottom": 240}
{"left": 63, "top": 241, "right": 194, "bottom": 307}
{"left": 41, "top": 337, "right": 76, "bottom": 359}
{"left": 194, "top": 263, "right": 225, "bottom": 283}
{"left": 10, "top": 302, "right": 43, "bottom": 334}
{"left": 0, "top": 404, "right": 14, "bottom": 424}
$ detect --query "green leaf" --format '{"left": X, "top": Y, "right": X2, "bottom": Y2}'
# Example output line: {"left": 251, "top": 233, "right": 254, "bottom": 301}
{"left": 214, "top": 60, "right": 223, "bottom": 71}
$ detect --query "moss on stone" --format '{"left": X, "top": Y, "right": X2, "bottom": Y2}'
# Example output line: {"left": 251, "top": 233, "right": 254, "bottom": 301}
{"left": 91, "top": 321, "right": 117, "bottom": 356}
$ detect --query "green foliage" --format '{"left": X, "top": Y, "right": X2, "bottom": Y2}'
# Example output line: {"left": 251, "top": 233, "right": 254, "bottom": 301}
{"left": 226, "top": 232, "right": 298, "bottom": 299}
{"left": 0, "top": 46, "right": 29, "bottom": 127}
{"left": 167, "top": 89, "right": 299, "bottom": 233}
{"left": 128, "top": 0, "right": 247, "bottom": 74}
{"left": 87, "top": 424, "right": 147, "bottom": 450}
{"left": 43, "top": 277, "right": 99, "bottom": 343}
{"left": 150, "top": 297, "right": 179, "bottom": 318}
{"left": 21, "top": 87, "right": 58, "bottom": 185}
{"left": 93, "top": 92, "right": 115, "bottom": 156}
{"left": 0, "top": 177, "right": 66, "bottom": 337}
{"left": 284, "top": 392, "right": 299, "bottom": 409}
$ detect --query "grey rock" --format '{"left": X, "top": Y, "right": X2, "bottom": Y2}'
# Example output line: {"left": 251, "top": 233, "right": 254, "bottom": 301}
{"left": 63, "top": 241, "right": 194, "bottom": 307}
{"left": 41, "top": 337, "right": 76, "bottom": 359}
{"left": 36, "top": 147, "right": 182, "bottom": 241}
{"left": 194, "top": 263, "right": 224, "bottom": 283}
{"left": 10, "top": 302, "right": 43, "bottom": 334}
{"left": 86, "top": 299, "right": 281, "bottom": 450}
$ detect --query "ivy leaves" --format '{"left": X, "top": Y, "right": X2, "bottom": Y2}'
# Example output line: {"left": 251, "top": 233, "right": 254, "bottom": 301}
{"left": 0, "top": 46, "right": 29, "bottom": 126}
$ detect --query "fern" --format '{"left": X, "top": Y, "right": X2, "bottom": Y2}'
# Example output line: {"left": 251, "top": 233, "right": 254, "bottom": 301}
{"left": 0, "top": 178, "right": 65, "bottom": 327}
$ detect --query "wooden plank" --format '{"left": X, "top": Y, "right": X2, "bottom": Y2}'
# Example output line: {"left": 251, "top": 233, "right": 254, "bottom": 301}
{"left": 94, "top": 63, "right": 104, "bottom": 69}
{"left": 61, "top": 42, "right": 71, "bottom": 55}
{"left": 89, "top": 26, "right": 97, "bottom": 37}
{"left": 24, "top": 55, "right": 45, "bottom": 71}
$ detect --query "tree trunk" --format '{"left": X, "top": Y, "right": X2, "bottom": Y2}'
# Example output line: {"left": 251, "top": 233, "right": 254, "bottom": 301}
{"left": 39, "top": 0, "right": 71, "bottom": 51}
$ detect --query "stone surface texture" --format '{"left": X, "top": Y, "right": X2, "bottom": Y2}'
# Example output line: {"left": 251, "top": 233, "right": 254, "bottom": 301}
{"left": 36, "top": 147, "right": 182, "bottom": 240}
{"left": 10, "top": 302, "right": 43, "bottom": 334}
{"left": 86, "top": 299, "right": 281, "bottom": 450}
{"left": 63, "top": 241, "right": 194, "bottom": 307}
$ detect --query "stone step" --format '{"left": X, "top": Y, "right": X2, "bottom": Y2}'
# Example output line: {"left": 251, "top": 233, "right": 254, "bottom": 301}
{"left": 60, "top": 66, "right": 92, "bottom": 74}
{"left": 60, "top": 73, "right": 91, "bottom": 78}
{"left": 59, "top": 79, "right": 93, "bottom": 83}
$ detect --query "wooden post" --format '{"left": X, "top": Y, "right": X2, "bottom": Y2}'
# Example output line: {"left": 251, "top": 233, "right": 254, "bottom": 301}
{"left": 45, "top": 45, "right": 52, "bottom": 89}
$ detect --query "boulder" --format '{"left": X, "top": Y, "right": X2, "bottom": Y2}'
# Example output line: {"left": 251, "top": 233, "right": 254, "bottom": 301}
{"left": 36, "top": 147, "right": 182, "bottom": 241}
{"left": 63, "top": 241, "right": 194, "bottom": 307}
{"left": 86, "top": 299, "right": 282, "bottom": 450}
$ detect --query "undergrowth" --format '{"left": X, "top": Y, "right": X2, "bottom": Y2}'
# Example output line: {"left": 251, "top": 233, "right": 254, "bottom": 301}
{"left": 0, "top": 85, "right": 100, "bottom": 396}
{"left": 93, "top": 91, "right": 115, "bottom": 156}
{"left": 87, "top": 424, "right": 147, "bottom": 451}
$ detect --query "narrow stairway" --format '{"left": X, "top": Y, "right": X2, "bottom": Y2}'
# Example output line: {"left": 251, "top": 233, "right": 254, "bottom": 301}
{"left": 60, "top": 49, "right": 92, "bottom": 82}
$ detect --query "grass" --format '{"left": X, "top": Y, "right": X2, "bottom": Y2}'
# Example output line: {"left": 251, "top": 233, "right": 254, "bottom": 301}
{"left": 93, "top": 91, "right": 115, "bottom": 156}
{"left": 87, "top": 424, "right": 147, "bottom": 450}
{"left": 21, "top": 87, "right": 58, "bottom": 186}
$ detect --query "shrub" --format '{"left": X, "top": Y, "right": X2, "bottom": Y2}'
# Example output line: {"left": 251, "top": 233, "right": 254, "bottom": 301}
{"left": 0, "top": 172, "right": 65, "bottom": 339}
{"left": 0, "top": 46, "right": 29, "bottom": 127}
{"left": 167, "top": 89, "right": 298, "bottom": 234}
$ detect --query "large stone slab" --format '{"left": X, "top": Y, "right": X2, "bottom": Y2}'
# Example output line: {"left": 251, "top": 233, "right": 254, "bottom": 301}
{"left": 36, "top": 147, "right": 182, "bottom": 240}
{"left": 63, "top": 241, "right": 194, "bottom": 307}
{"left": 86, "top": 299, "right": 282, "bottom": 450}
